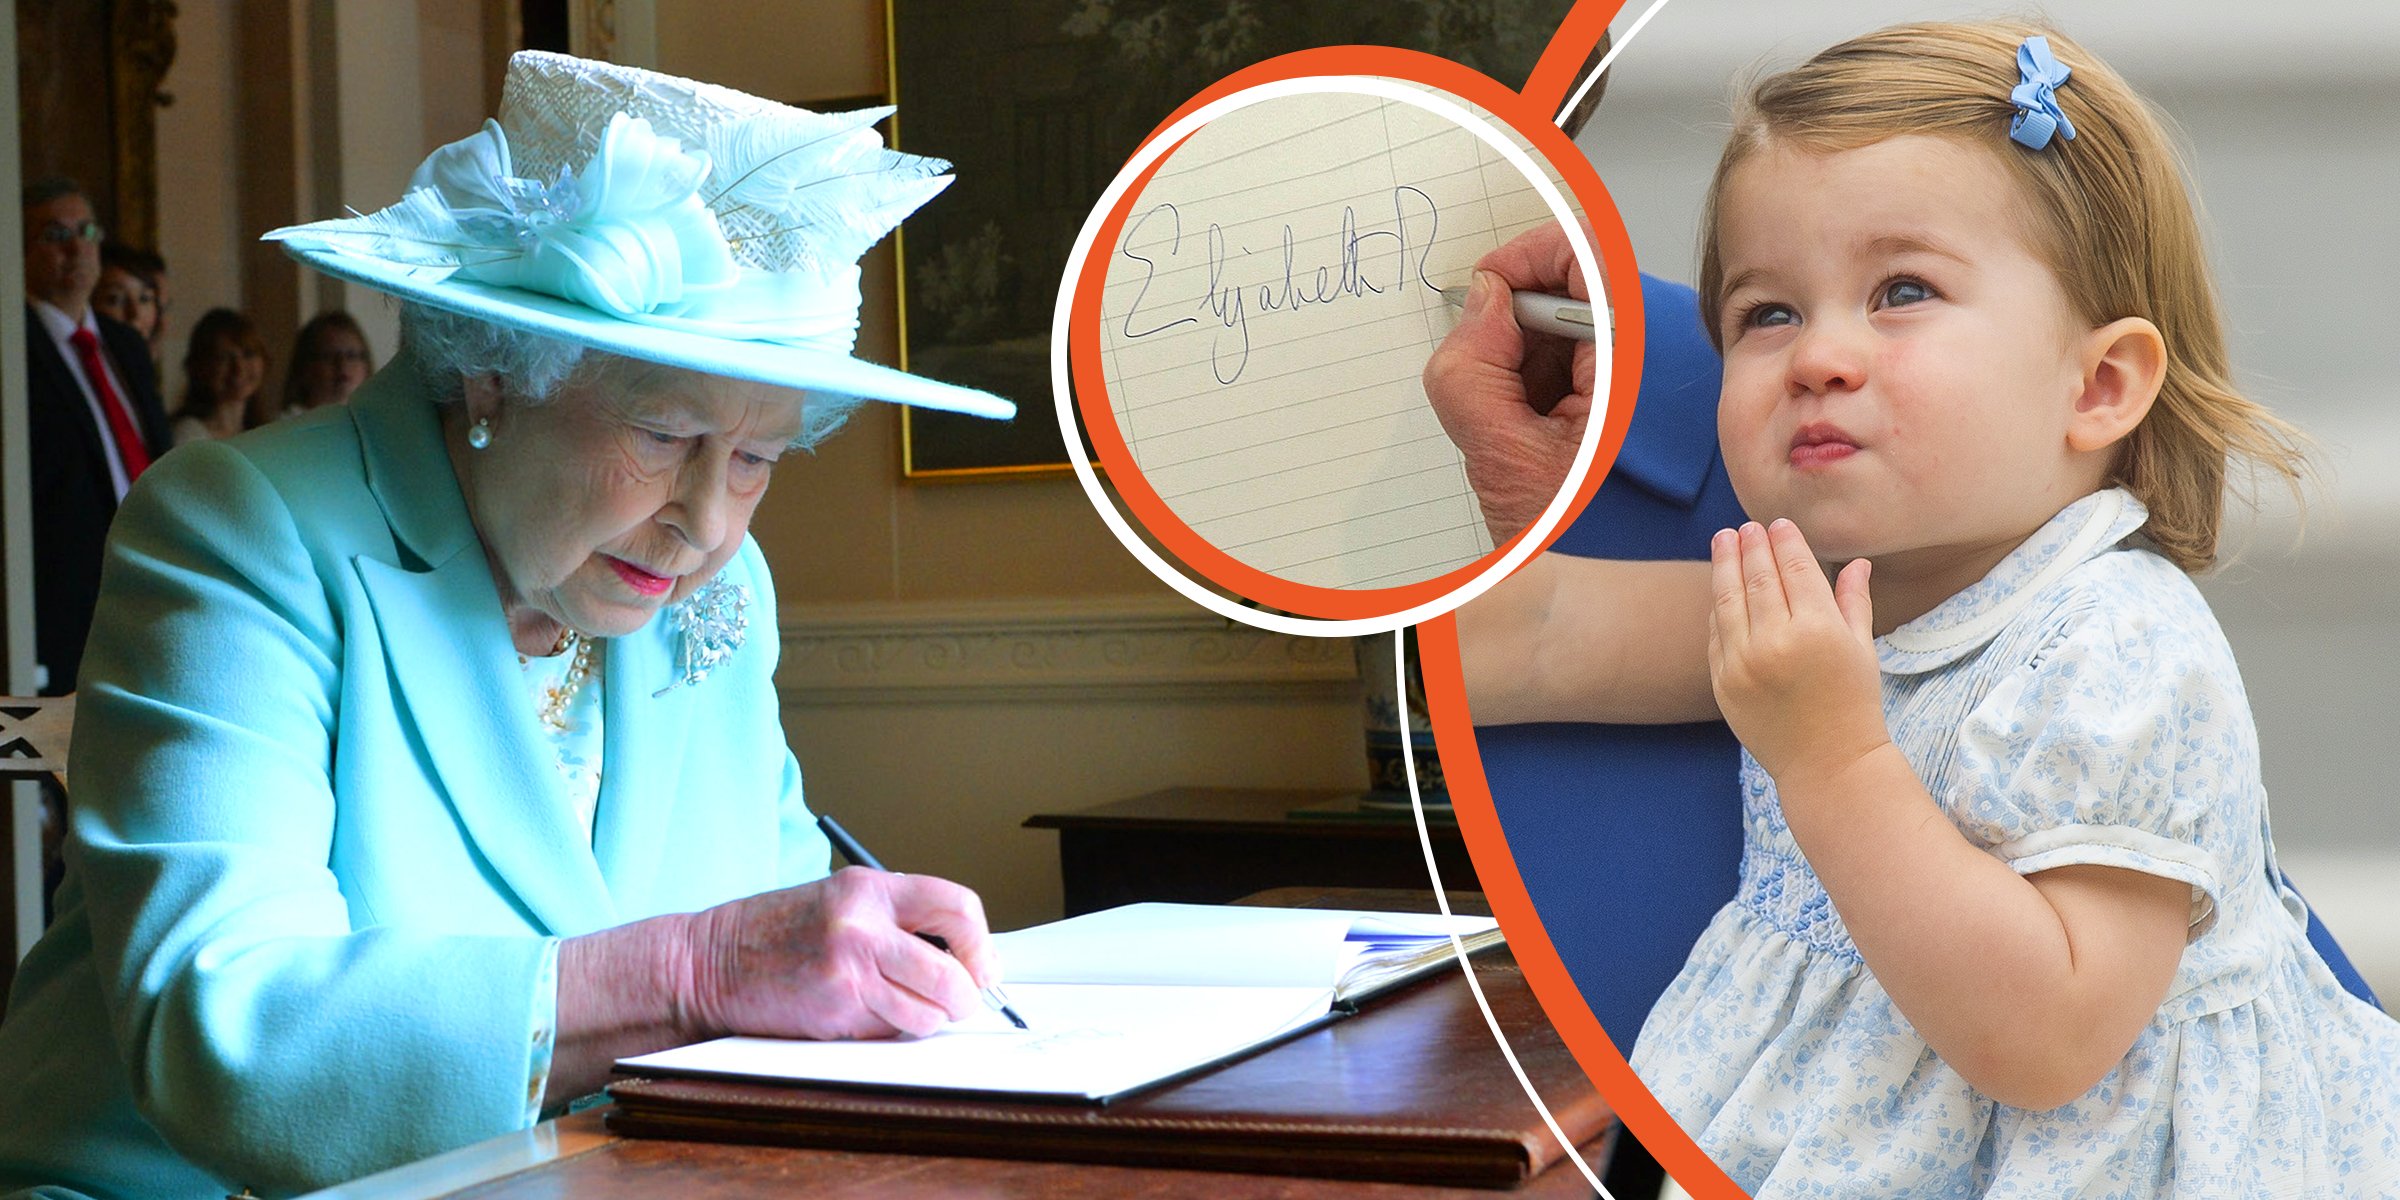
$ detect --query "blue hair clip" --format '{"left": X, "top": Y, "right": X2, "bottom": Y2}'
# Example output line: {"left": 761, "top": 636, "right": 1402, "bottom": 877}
{"left": 2009, "top": 36, "right": 2076, "bottom": 150}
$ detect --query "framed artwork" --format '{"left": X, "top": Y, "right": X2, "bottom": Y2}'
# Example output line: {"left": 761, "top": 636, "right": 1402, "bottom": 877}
{"left": 886, "top": 0, "right": 1575, "bottom": 479}
{"left": 15, "top": 0, "right": 178, "bottom": 251}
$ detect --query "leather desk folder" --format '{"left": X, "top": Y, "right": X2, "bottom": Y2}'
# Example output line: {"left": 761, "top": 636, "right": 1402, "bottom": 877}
{"left": 605, "top": 957, "right": 1612, "bottom": 1188}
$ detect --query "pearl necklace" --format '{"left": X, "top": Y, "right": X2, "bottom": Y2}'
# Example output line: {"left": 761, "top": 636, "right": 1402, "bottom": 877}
{"left": 522, "top": 630, "right": 593, "bottom": 734}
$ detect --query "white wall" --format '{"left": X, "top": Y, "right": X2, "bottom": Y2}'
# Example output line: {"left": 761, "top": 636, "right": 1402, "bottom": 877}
{"left": 152, "top": 1, "right": 247, "bottom": 405}
{"left": 155, "top": 1, "right": 463, "bottom": 404}
{"left": 1578, "top": 0, "right": 2400, "bottom": 1000}
{"left": 322, "top": 1, "right": 427, "bottom": 361}
{"left": 776, "top": 598, "right": 1368, "bottom": 930}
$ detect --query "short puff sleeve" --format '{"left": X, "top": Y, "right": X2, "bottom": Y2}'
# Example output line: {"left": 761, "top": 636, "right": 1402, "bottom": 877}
{"left": 1948, "top": 601, "right": 2260, "bottom": 940}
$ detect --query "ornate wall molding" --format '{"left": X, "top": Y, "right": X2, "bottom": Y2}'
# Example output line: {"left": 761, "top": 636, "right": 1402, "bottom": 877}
{"left": 777, "top": 597, "right": 1361, "bottom": 706}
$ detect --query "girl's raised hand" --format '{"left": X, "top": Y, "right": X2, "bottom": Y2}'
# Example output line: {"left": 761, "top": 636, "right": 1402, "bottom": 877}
{"left": 1707, "top": 519, "right": 1889, "bottom": 787}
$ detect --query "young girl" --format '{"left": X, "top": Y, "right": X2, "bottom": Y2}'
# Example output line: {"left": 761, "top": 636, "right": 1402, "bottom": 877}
{"left": 1615, "top": 21, "right": 2400, "bottom": 1195}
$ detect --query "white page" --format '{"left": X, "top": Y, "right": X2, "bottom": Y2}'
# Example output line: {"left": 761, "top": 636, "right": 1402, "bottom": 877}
{"left": 996, "top": 903, "right": 1500, "bottom": 989}
{"left": 998, "top": 903, "right": 1359, "bottom": 988}
{"left": 618, "top": 983, "right": 1334, "bottom": 1100}
{"left": 1097, "top": 86, "right": 1573, "bottom": 590}
{"left": 617, "top": 906, "right": 1500, "bottom": 1099}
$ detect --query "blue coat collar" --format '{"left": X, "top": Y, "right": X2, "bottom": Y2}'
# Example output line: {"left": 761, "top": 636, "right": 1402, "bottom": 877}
{"left": 343, "top": 362, "right": 700, "bottom": 933}
{"left": 351, "top": 356, "right": 478, "bottom": 569}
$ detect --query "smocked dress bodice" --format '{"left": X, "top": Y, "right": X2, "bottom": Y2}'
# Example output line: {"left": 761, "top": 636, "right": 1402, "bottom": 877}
{"left": 1629, "top": 489, "right": 2400, "bottom": 1197}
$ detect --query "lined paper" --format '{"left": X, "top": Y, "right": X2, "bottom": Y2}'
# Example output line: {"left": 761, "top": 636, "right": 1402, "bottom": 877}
{"left": 1098, "top": 86, "right": 1573, "bottom": 591}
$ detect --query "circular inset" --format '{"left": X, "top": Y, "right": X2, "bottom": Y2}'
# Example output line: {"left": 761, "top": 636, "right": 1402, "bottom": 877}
{"left": 1056, "top": 51, "right": 1641, "bottom": 634}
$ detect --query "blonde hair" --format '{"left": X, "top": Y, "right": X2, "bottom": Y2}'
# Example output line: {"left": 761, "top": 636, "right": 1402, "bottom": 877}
{"left": 1696, "top": 20, "right": 2305, "bottom": 573}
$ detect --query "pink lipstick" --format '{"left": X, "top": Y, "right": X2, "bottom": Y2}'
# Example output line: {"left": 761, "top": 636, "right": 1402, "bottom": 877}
{"left": 608, "top": 556, "right": 675, "bottom": 596}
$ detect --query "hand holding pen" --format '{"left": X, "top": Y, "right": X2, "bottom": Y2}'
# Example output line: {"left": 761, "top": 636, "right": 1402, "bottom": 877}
{"left": 817, "top": 814, "right": 1029, "bottom": 1030}
{"left": 674, "top": 860, "right": 1006, "bottom": 1043}
{"left": 1423, "top": 221, "right": 1604, "bottom": 545}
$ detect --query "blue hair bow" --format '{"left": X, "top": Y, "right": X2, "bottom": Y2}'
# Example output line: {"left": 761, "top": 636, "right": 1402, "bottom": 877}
{"left": 2009, "top": 36, "right": 2076, "bottom": 150}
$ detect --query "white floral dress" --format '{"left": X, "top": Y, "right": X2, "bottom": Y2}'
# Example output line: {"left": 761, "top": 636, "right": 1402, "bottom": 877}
{"left": 1629, "top": 488, "right": 2400, "bottom": 1197}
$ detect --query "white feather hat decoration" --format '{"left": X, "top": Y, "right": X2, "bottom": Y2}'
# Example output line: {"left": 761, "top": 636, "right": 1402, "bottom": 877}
{"left": 264, "top": 51, "right": 1012, "bottom": 420}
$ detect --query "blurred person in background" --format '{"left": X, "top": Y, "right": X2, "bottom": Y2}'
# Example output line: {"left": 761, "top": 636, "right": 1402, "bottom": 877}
{"left": 94, "top": 242, "right": 167, "bottom": 366}
{"left": 171, "top": 307, "right": 270, "bottom": 445}
{"left": 279, "top": 309, "right": 375, "bottom": 418}
{"left": 21, "top": 177, "right": 170, "bottom": 696}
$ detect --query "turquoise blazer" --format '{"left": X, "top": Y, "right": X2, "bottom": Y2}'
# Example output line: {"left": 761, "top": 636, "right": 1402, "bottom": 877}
{"left": 0, "top": 358, "right": 828, "bottom": 1198}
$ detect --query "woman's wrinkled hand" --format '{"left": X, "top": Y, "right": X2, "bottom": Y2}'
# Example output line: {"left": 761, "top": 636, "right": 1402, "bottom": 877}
{"left": 1422, "top": 221, "right": 1601, "bottom": 545}
{"left": 1707, "top": 519, "right": 1889, "bottom": 789}
{"left": 680, "top": 866, "right": 999, "bottom": 1041}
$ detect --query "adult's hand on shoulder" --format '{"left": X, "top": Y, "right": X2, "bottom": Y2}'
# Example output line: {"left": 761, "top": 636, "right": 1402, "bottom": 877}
{"left": 683, "top": 866, "right": 999, "bottom": 1041}
{"left": 1424, "top": 221, "right": 1602, "bottom": 545}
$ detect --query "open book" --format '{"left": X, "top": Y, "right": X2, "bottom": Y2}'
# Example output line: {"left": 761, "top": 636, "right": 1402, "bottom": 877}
{"left": 616, "top": 903, "right": 1502, "bottom": 1103}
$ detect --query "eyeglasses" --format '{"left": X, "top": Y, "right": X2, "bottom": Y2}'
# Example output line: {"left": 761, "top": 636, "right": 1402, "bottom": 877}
{"left": 36, "top": 220, "right": 104, "bottom": 246}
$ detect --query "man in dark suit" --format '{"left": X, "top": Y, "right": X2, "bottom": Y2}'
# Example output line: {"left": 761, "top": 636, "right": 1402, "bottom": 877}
{"left": 22, "top": 178, "right": 170, "bottom": 695}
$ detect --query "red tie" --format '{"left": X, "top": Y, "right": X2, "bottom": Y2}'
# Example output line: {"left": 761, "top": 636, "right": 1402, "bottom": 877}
{"left": 68, "top": 326, "right": 152, "bottom": 483}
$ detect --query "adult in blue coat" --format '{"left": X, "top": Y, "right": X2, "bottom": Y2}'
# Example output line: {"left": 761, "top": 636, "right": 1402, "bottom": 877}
{"left": 0, "top": 51, "right": 1017, "bottom": 1198}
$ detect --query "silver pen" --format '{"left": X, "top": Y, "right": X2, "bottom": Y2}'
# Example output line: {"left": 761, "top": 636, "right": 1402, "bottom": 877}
{"left": 1442, "top": 286, "right": 1599, "bottom": 341}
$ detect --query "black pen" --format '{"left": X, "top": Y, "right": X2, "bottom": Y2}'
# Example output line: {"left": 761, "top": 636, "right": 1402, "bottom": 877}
{"left": 816, "top": 813, "right": 1029, "bottom": 1031}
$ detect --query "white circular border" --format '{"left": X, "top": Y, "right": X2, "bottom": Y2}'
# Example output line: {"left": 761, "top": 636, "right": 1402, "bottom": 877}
{"left": 1050, "top": 74, "right": 1610, "bottom": 638}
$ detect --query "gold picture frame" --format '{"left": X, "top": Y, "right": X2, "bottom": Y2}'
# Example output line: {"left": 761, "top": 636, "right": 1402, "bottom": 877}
{"left": 15, "top": 0, "right": 178, "bottom": 251}
{"left": 885, "top": 0, "right": 1573, "bottom": 481}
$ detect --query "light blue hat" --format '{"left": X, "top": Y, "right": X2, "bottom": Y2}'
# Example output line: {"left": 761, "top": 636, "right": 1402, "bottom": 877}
{"left": 264, "top": 51, "right": 1012, "bottom": 420}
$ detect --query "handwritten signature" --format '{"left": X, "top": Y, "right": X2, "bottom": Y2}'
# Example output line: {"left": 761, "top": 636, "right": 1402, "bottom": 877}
{"left": 1117, "top": 186, "right": 1441, "bottom": 385}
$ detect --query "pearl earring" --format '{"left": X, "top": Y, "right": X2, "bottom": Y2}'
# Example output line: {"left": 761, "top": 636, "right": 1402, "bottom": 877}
{"left": 467, "top": 417, "right": 493, "bottom": 450}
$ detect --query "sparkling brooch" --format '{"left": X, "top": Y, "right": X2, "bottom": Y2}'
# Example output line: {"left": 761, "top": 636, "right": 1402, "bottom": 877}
{"left": 656, "top": 575, "right": 750, "bottom": 696}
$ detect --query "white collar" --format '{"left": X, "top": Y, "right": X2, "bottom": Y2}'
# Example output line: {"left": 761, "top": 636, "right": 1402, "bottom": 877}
{"left": 1876, "top": 488, "right": 2152, "bottom": 676}
{"left": 29, "top": 298, "right": 92, "bottom": 343}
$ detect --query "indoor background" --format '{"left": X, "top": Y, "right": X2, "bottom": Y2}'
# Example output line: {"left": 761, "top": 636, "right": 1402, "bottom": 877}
{"left": 25, "top": 0, "right": 1368, "bottom": 948}
{"left": 13, "top": 0, "right": 2394, "bottom": 1007}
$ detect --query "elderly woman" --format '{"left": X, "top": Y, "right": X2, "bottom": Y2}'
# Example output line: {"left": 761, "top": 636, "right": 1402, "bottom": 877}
{"left": 278, "top": 309, "right": 374, "bottom": 418}
{"left": 0, "top": 52, "right": 1014, "bottom": 1198}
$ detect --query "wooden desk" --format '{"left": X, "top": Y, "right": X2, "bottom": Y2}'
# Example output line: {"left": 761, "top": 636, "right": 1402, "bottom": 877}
{"left": 1024, "top": 787, "right": 1477, "bottom": 914}
{"left": 300, "top": 889, "right": 1608, "bottom": 1200}
{"left": 307, "top": 1108, "right": 1606, "bottom": 1198}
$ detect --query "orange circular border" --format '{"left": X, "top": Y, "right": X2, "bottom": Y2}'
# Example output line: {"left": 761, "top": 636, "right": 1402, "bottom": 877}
{"left": 1065, "top": 45, "right": 1644, "bottom": 623}
{"left": 1431, "top": 2, "right": 1755, "bottom": 1195}
{"left": 1423, "top": 614, "right": 1748, "bottom": 1199}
